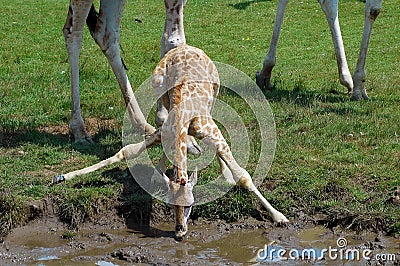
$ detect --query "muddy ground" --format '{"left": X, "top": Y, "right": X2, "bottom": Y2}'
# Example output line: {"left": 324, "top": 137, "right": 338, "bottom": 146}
{"left": 0, "top": 206, "right": 399, "bottom": 266}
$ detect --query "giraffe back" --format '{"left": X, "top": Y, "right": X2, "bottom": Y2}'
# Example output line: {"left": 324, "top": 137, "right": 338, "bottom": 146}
{"left": 152, "top": 44, "right": 220, "bottom": 114}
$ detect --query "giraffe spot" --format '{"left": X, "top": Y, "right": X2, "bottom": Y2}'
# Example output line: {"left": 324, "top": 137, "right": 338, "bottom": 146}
{"left": 213, "top": 127, "right": 219, "bottom": 136}
{"left": 180, "top": 145, "right": 186, "bottom": 155}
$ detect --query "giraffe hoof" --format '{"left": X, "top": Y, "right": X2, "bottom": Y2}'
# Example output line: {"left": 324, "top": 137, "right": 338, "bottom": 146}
{"left": 350, "top": 88, "right": 370, "bottom": 101}
{"left": 362, "top": 90, "right": 370, "bottom": 100}
{"left": 272, "top": 212, "right": 289, "bottom": 224}
{"left": 75, "top": 136, "right": 94, "bottom": 145}
{"left": 255, "top": 71, "right": 266, "bottom": 89}
{"left": 187, "top": 143, "right": 201, "bottom": 155}
{"left": 53, "top": 174, "right": 65, "bottom": 184}
{"left": 256, "top": 71, "right": 273, "bottom": 90}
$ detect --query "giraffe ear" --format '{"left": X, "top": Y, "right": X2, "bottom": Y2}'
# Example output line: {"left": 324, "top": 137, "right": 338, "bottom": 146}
{"left": 189, "top": 167, "right": 198, "bottom": 186}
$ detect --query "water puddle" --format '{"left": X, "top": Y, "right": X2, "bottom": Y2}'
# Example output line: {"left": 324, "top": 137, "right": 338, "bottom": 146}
{"left": 1, "top": 220, "right": 398, "bottom": 265}
{"left": 187, "top": 228, "right": 267, "bottom": 263}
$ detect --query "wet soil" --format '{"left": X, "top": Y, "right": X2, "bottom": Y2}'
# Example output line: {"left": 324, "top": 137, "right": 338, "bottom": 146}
{"left": 1, "top": 211, "right": 399, "bottom": 266}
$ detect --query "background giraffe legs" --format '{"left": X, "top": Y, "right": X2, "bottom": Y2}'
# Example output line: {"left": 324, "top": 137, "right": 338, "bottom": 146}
{"left": 319, "top": 0, "right": 353, "bottom": 94}
{"left": 192, "top": 117, "right": 289, "bottom": 223}
{"left": 257, "top": 0, "right": 381, "bottom": 100}
{"left": 160, "top": 0, "right": 187, "bottom": 58}
{"left": 63, "top": 0, "right": 94, "bottom": 144}
{"left": 93, "top": 0, "right": 155, "bottom": 134}
{"left": 64, "top": 0, "right": 156, "bottom": 144}
{"left": 256, "top": 0, "right": 288, "bottom": 90}
{"left": 352, "top": 0, "right": 382, "bottom": 100}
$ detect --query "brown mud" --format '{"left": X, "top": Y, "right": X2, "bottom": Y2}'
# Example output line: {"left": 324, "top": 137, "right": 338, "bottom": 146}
{"left": 0, "top": 209, "right": 399, "bottom": 266}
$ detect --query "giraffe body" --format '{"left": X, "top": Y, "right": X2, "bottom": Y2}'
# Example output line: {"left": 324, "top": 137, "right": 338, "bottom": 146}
{"left": 55, "top": 44, "right": 288, "bottom": 240}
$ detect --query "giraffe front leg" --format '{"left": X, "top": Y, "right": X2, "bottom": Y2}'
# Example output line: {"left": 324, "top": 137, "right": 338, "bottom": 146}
{"left": 64, "top": 1, "right": 94, "bottom": 144}
{"left": 351, "top": 0, "right": 382, "bottom": 100}
{"left": 54, "top": 142, "right": 144, "bottom": 183}
{"left": 54, "top": 129, "right": 162, "bottom": 183}
{"left": 195, "top": 118, "right": 289, "bottom": 223}
{"left": 319, "top": 0, "right": 354, "bottom": 94}
{"left": 256, "top": 0, "right": 289, "bottom": 90}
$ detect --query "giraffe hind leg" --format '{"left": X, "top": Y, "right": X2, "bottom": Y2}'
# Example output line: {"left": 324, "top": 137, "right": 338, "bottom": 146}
{"left": 90, "top": 0, "right": 155, "bottom": 135}
{"left": 217, "top": 156, "right": 236, "bottom": 185}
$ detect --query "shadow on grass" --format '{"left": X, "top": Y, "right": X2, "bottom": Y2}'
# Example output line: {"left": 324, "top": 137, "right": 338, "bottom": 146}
{"left": 218, "top": 75, "right": 362, "bottom": 116}
{"left": 229, "top": 0, "right": 271, "bottom": 10}
{"left": 0, "top": 126, "right": 122, "bottom": 159}
{"left": 263, "top": 86, "right": 346, "bottom": 105}
{"left": 102, "top": 164, "right": 176, "bottom": 239}
{"left": 262, "top": 86, "right": 376, "bottom": 116}
{"left": 230, "top": 0, "right": 365, "bottom": 10}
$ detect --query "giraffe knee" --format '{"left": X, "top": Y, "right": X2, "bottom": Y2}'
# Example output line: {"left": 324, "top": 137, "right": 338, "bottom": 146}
{"left": 238, "top": 172, "right": 255, "bottom": 191}
{"left": 369, "top": 7, "right": 381, "bottom": 20}
{"left": 366, "top": 0, "right": 382, "bottom": 21}
{"left": 91, "top": 27, "right": 119, "bottom": 56}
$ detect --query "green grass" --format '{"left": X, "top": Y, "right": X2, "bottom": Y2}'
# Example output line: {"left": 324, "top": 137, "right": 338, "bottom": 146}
{"left": 0, "top": 0, "right": 399, "bottom": 237}
{"left": 61, "top": 230, "right": 77, "bottom": 240}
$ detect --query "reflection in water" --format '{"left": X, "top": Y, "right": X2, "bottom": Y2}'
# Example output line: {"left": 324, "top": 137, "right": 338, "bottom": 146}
{"left": 95, "top": 261, "right": 120, "bottom": 266}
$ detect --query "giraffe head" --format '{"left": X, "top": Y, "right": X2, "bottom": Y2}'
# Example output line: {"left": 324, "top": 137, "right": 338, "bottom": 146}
{"left": 163, "top": 168, "right": 197, "bottom": 241}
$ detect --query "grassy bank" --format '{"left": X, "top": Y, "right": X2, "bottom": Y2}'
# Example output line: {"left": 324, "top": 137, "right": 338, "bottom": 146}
{"left": 0, "top": 0, "right": 399, "bottom": 238}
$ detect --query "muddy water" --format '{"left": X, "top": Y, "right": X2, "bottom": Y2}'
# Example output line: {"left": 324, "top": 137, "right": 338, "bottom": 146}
{"left": 1, "top": 219, "right": 399, "bottom": 265}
